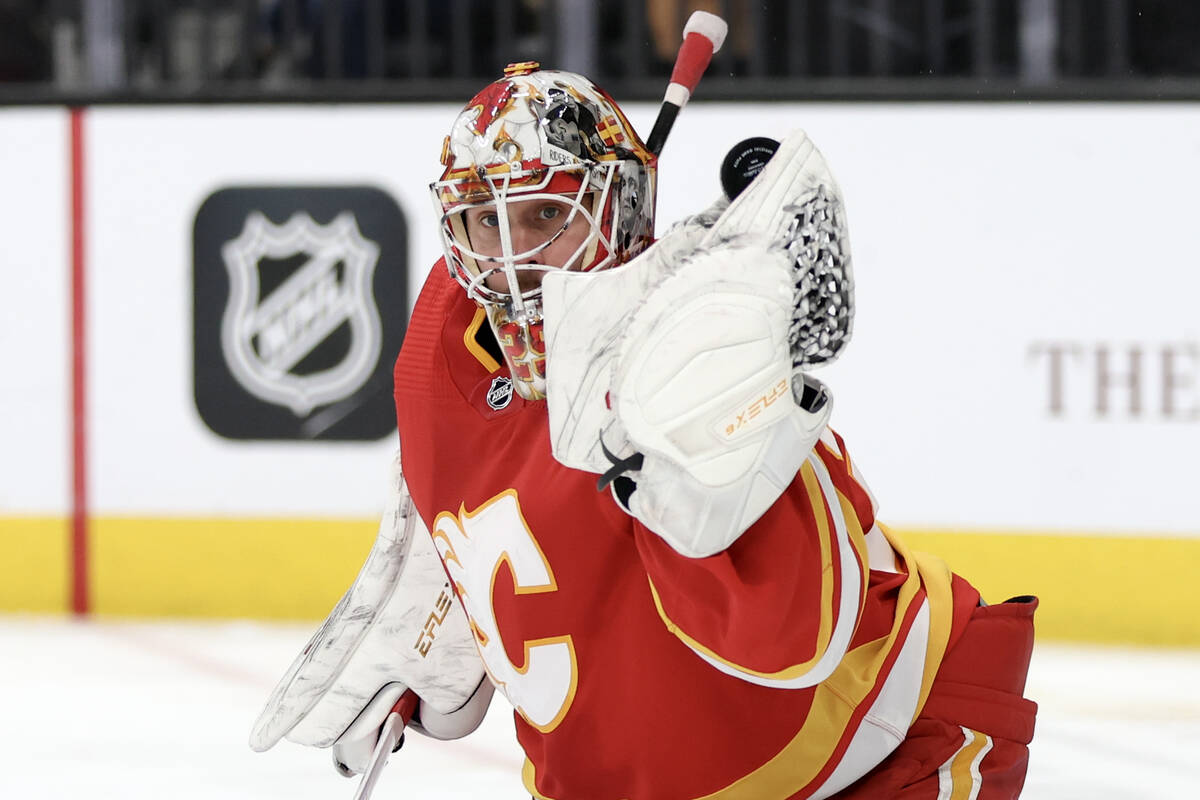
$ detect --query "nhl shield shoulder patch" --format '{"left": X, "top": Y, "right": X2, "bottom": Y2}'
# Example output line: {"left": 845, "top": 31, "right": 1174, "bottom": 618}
{"left": 486, "top": 376, "right": 514, "bottom": 410}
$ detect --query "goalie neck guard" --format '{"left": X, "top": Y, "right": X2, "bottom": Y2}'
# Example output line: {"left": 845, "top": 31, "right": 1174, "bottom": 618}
{"left": 430, "top": 63, "right": 657, "bottom": 400}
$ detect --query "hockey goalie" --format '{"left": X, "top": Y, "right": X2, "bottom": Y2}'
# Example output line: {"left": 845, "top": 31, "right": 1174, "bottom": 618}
{"left": 251, "top": 61, "right": 1037, "bottom": 799}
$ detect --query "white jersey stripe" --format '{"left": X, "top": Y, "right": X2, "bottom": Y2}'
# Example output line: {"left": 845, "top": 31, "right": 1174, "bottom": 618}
{"left": 808, "top": 600, "right": 931, "bottom": 799}
{"left": 683, "top": 452, "right": 862, "bottom": 688}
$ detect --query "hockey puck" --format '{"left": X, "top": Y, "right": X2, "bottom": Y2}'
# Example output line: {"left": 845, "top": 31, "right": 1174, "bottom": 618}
{"left": 720, "top": 136, "right": 780, "bottom": 199}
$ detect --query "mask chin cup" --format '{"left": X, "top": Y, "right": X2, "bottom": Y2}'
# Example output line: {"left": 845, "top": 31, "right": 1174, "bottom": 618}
{"left": 485, "top": 302, "right": 547, "bottom": 401}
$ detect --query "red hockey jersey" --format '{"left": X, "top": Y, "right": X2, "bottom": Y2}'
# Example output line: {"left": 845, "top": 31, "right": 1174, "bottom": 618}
{"left": 394, "top": 263, "right": 976, "bottom": 800}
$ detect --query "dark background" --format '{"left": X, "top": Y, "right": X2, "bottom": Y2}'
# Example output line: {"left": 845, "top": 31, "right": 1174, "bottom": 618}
{"left": 4, "top": 1, "right": 1200, "bottom": 104}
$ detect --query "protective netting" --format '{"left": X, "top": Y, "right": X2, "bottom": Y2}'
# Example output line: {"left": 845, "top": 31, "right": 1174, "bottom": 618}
{"left": 784, "top": 185, "right": 854, "bottom": 369}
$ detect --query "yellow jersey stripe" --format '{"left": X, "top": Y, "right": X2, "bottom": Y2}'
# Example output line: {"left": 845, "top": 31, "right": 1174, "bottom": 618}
{"left": 523, "top": 758, "right": 555, "bottom": 799}
{"left": 937, "top": 726, "right": 993, "bottom": 800}
{"left": 697, "top": 589, "right": 930, "bottom": 797}
{"left": 879, "top": 523, "right": 956, "bottom": 723}
{"left": 463, "top": 307, "right": 501, "bottom": 372}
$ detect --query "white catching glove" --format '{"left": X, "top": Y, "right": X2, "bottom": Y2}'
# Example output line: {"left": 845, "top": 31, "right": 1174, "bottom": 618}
{"left": 249, "top": 448, "right": 492, "bottom": 777}
{"left": 542, "top": 195, "right": 726, "bottom": 474}
{"left": 543, "top": 129, "right": 845, "bottom": 558}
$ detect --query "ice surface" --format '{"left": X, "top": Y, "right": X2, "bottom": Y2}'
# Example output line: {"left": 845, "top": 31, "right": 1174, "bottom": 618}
{"left": 0, "top": 617, "right": 1195, "bottom": 799}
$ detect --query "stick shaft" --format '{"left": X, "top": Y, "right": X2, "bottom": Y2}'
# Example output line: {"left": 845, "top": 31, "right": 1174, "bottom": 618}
{"left": 351, "top": 692, "right": 419, "bottom": 800}
{"left": 645, "top": 103, "right": 680, "bottom": 156}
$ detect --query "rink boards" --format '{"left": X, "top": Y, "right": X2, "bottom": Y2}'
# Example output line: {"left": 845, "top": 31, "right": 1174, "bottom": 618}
{"left": 2, "top": 103, "right": 1198, "bottom": 645}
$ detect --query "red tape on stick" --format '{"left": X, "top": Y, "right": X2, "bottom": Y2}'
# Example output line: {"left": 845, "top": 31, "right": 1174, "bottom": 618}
{"left": 644, "top": 11, "right": 727, "bottom": 154}
{"left": 350, "top": 691, "right": 422, "bottom": 800}
{"left": 394, "top": 691, "right": 420, "bottom": 725}
{"left": 669, "top": 32, "right": 716, "bottom": 93}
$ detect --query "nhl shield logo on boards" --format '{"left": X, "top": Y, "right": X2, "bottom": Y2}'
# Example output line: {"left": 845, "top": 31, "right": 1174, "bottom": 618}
{"left": 193, "top": 186, "right": 408, "bottom": 441}
{"left": 486, "top": 376, "right": 514, "bottom": 410}
{"left": 221, "top": 211, "right": 381, "bottom": 416}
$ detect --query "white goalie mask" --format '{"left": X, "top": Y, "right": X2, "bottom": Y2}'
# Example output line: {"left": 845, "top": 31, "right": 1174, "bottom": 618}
{"left": 430, "top": 63, "right": 657, "bottom": 400}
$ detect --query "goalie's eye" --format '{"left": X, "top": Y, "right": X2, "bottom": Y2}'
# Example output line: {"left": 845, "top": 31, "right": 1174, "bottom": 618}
{"left": 462, "top": 205, "right": 501, "bottom": 232}
{"left": 535, "top": 204, "right": 562, "bottom": 222}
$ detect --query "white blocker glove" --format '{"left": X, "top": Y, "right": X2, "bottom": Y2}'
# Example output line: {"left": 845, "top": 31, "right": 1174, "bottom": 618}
{"left": 543, "top": 129, "right": 847, "bottom": 558}
{"left": 249, "top": 448, "right": 493, "bottom": 777}
{"left": 328, "top": 676, "right": 494, "bottom": 776}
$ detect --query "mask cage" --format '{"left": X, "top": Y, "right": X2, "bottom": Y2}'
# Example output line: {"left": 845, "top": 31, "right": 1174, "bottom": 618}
{"left": 431, "top": 162, "right": 621, "bottom": 316}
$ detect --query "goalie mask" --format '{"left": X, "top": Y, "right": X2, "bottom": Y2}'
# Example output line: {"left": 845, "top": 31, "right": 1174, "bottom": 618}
{"left": 431, "top": 63, "right": 657, "bottom": 400}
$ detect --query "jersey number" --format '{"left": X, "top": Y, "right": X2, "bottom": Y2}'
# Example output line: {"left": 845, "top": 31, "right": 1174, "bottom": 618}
{"left": 431, "top": 490, "right": 578, "bottom": 732}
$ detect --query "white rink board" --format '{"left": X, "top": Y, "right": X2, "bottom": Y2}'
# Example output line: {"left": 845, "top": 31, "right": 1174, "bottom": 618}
{"left": 665, "top": 103, "right": 1200, "bottom": 535}
{"left": 5, "top": 102, "right": 1200, "bottom": 531}
{"left": 0, "top": 110, "right": 69, "bottom": 515}
{"left": 82, "top": 106, "right": 456, "bottom": 516}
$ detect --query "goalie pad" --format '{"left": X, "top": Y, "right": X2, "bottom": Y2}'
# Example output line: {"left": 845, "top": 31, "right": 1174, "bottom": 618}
{"left": 249, "top": 448, "right": 489, "bottom": 763}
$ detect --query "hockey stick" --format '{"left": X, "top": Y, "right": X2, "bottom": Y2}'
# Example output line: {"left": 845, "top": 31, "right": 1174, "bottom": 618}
{"left": 351, "top": 691, "right": 420, "bottom": 800}
{"left": 643, "top": 11, "right": 778, "bottom": 200}
{"left": 644, "top": 11, "right": 729, "bottom": 156}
